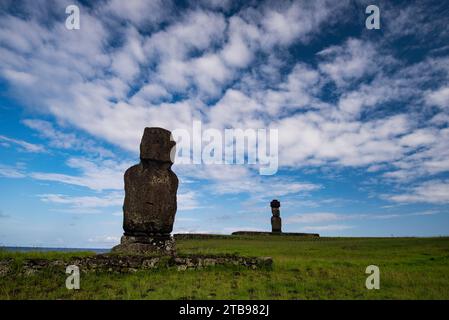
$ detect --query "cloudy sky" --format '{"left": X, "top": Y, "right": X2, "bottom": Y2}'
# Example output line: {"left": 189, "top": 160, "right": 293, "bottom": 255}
{"left": 0, "top": 0, "right": 448, "bottom": 248}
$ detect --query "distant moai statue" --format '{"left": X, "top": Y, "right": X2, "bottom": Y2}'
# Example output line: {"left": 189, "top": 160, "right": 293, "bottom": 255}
{"left": 113, "top": 127, "right": 178, "bottom": 255}
{"left": 270, "top": 199, "right": 282, "bottom": 233}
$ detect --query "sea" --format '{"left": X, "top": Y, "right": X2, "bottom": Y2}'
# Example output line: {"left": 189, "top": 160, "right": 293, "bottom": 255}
{"left": 0, "top": 246, "right": 110, "bottom": 254}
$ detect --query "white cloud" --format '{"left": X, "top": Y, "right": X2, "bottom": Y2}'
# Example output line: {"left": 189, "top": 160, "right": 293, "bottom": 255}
{"left": 38, "top": 192, "right": 123, "bottom": 209}
{"left": 0, "top": 163, "right": 26, "bottom": 178}
{"left": 259, "top": 0, "right": 348, "bottom": 47}
{"left": 177, "top": 191, "right": 201, "bottom": 211}
{"left": 285, "top": 211, "right": 438, "bottom": 224}
{"left": 130, "top": 83, "right": 172, "bottom": 104}
{"left": 221, "top": 28, "right": 253, "bottom": 68}
{"left": 425, "top": 86, "right": 449, "bottom": 109}
{"left": 1, "top": 69, "right": 37, "bottom": 85}
{"left": 318, "top": 39, "right": 377, "bottom": 87}
{"left": 104, "top": 0, "right": 171, "bottom": 27}
{"left": 276, "top": 113, "right": 413, "bottom": 167}
{"left": 384, "top": 127, "right": 449, "bottom": 181}
{"left": 387, "top": 180, "right": 449, "bottom": 204}
{"left": 23, "top": 119, "right": 114, "bottom": 157}
{"left": 176, "top": 163, "right": 320, "bottom": 199}
{"left": 0, "top": 134, "right": 45, "bottom": 153}
{"left": 0, "top": 0, "right": 448, "bottom": 210}
{"left": 31, "top": 157, "right": 130, "bottom": 191}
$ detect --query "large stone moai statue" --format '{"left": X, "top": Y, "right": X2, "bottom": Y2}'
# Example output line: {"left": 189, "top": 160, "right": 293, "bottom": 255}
{"left": 270, "top": 199, "right": 282, "bottom": 233}
{"left": 113, "top": 128, "right": 178, "bottom": 255}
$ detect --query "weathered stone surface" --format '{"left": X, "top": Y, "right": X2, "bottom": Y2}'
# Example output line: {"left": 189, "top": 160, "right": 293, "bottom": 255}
{"left": 0, "top": 258, "right": 12, "bottom": 276}
{"left": 112, "top": 235, "right": 176, "bottom": 255}
{"left": 270, "top": 199, "right": 282, "bottom": 233}
{"left": 171, "top": 255, "right": 273, "bottom": 271}
{"left": 113, "top": 127, "right": 178, "bottom": 255}
{"left": 139, "top": 127, "right": 176, "bottom": 163}
{"left": 122, "top": 161, "right": 178, "bottom": 236}
{"left": 0, "top": 254, "right": 273, "bottom": 275}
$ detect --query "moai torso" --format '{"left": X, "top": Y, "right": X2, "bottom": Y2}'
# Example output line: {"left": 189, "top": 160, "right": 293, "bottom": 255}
{"left": 271, "top": 199, "right": 282, "bottom": 233}
{"left": 123, "top": 128, "right": 178, "bottom": 237}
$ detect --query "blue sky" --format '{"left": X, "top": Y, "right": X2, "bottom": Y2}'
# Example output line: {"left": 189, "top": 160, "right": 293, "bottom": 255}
{"left": 1, "top": 0, "right": 449, "bottom": 248}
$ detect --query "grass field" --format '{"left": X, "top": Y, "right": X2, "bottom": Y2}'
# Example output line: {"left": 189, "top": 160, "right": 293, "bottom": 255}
{"left": 1, "top": 236, "right": 449, "bottom": 299}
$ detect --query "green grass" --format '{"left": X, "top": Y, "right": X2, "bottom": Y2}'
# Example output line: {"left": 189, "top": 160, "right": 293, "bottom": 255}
{"left": 1, "top": 236, "right": 449, "bottom": 299}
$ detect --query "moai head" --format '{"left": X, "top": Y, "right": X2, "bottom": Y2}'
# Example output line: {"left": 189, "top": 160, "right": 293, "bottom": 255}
{"left": 270, "top": 199, "right": 280, "bottom": 217}
{"left": 140, "top": 127, "right": 176, "bottom": 163}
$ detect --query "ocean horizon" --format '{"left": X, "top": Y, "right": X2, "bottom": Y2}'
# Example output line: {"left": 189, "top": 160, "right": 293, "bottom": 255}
{"left": 0, "top": 246, "right": 110, "bottom": 254}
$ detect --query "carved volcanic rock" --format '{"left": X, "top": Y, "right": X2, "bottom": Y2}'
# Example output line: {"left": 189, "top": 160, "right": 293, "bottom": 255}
{"left": 139, "top": 127, "right": 176, "bottom": 163}
{"left": 123, "top": 161, "right": 178, "bottom": 236}
{"left": 0, "top": 254, "right": 273, "bottom": 276}
{"left": 270, "top": 199, "right": 282, "bottom": 233}
{"left": 113, "top": 127, "right": 178, "bottom": 255}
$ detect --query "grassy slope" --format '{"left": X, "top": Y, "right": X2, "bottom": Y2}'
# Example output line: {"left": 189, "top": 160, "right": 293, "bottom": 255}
{"left": 1, "top": 236, "right": 448, "bottom": 299}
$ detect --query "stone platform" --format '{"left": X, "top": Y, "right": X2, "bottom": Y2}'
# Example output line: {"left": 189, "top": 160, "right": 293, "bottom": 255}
{"left": 0, "top": 254, "right": 273, "bottom": 275}
{"left": 231, "top": 231, "right": 320, "bottom": 237}
{"left": 174, "top": 232, "right": 320, "bottom": 240}
{"left": 112, "top": 235, "right": 176, "bottom": 255}
{"left": 174, "top": 233, "right": 232, "bottom": 240}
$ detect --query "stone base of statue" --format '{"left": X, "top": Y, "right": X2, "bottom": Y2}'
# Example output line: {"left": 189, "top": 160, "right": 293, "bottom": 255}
{"left": 112, "top": 234, "right": 176, "bottom": 256}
